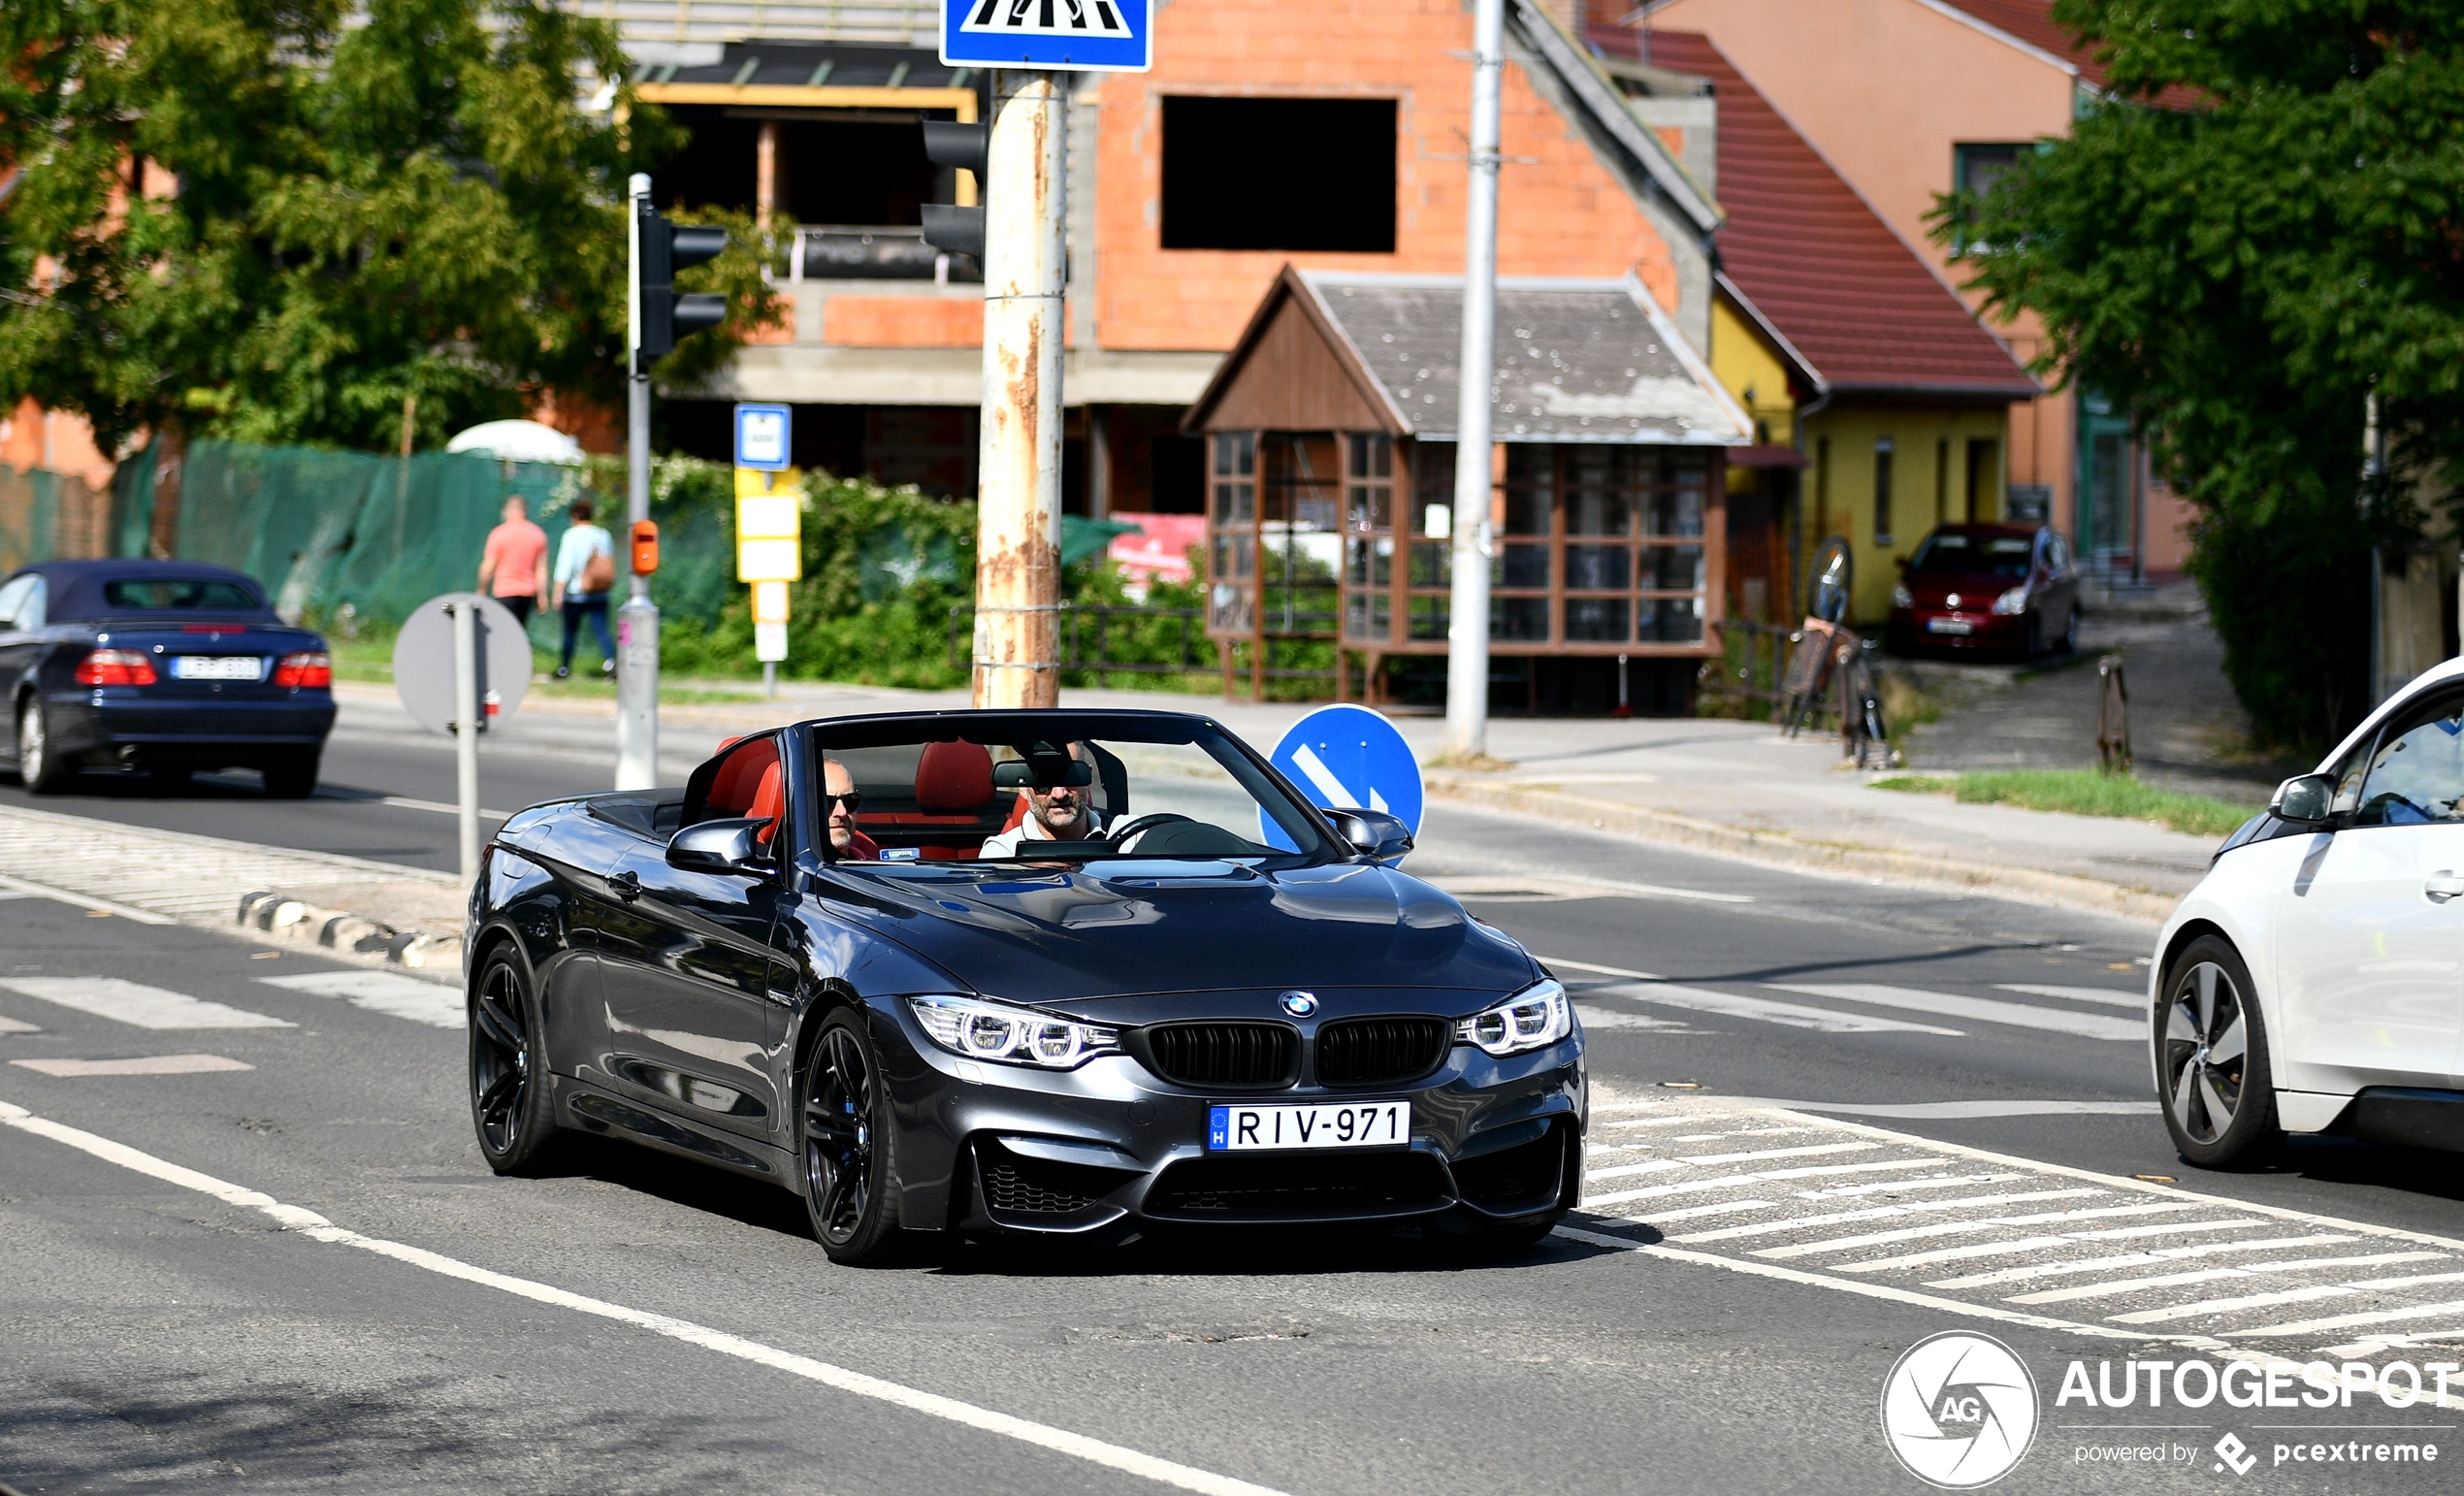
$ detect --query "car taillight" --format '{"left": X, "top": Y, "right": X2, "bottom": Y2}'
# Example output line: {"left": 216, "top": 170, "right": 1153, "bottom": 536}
{"left": 274, "top": 651, "right": 333, "bottom": 688}
{"left": 75, "top": 649, "right": 157, "bottom": 686}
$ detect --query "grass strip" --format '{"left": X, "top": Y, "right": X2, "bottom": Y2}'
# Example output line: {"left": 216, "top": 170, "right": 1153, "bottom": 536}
{"left": 1869, "top": 769, "right": 2260, "bottom": 838}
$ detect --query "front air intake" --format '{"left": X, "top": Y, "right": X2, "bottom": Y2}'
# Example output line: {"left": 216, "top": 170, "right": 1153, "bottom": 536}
{"left": 1315, "top": 1017, "right": 1451, "bottom": 1088}
{"left": 1135, "top": 1022, "right": 1300, "bottom": 1089}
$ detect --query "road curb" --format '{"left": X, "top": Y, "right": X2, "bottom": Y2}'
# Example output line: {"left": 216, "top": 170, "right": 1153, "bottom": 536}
{"left": 1421, "top": 775, "right": 2181, "bottom": 926}
{"left": 235, "top": 889, "right": 462, "bottom": 971}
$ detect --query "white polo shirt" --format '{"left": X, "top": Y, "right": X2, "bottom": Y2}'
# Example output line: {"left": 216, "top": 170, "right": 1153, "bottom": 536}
{"left": 979, "top": 806, "right": 1105, "bottom": 857}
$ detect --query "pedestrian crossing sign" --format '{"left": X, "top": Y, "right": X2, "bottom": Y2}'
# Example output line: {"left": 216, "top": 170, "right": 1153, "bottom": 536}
{"left": 941, "top": 0, "right": 1151, "bottom": 72}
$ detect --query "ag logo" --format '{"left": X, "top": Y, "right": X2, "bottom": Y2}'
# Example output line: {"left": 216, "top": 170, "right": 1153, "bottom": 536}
{"left": 1880, "top": 1331, "right": 2039, "bottom": 1488}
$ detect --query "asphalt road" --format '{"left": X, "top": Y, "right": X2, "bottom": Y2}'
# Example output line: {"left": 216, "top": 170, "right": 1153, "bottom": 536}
{"left": 5, "top": 713, "right": 2463, "bottom": 1492}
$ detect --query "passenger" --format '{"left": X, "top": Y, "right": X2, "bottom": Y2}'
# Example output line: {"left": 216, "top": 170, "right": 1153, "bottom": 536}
{"left": 980, "top": 743, "right": 1103, "bottom": 857}
{"left": 824, "top": 758, "right": 881, "bottom": 860}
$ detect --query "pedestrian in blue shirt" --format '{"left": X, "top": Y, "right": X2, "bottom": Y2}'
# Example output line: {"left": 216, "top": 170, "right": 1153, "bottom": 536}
{"left": 551, "top": 500, "right": 616, "bottom": 678}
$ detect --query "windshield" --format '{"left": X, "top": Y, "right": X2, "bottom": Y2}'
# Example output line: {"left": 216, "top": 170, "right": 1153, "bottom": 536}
{"left": 1907, "top": 534, "right": 2033, "bottom": 579}
{"left": 810, "top": 716, "right": 1334, "bottom": 867}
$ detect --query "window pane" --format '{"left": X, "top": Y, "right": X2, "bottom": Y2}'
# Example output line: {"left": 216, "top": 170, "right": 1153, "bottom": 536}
{"left": 1565, "top": 597, "right": 1629, "bottom": 641}
{"left": 1345, "top": 537, "right": 1393, "bottom": 587}
{"left": 1637, "top": 596, "right": 1703, "bottom": 643}
{"left": 1213, "top": 432, "right": 1255, "bottom": 477}
{"left": 1496, "top": 543, "right": 1550, "bottom": 588}
{"left": 1345, "top": 483, "right": 1390, "bottom": 533}
{"left": 1410, "top": 540, "right": 1450, "bottom": 588}
{"left": 2355, "top": 696, "right": 2464, "bottom": 825}
{"left": 1347, "top": 432, "right": 1392, "bottom": 479}
{"left": 1504, "top": 487, "right": 1549, "bottom": 536}
{"left": 1565, "top": 487, "right": 1630, "bottom": 537}
{"left": 1209, "top": 583, "right": 1252, "bottom": 633}
{"left": 1565, "top": 544, "right": 1628, "bottom": 590}
{"left": 1212, "top": 534, "right": 1253, "bottom": 581}
{"left": 1213, "top": 482, "right": 1253, "bottom": 524}
{"left": 1641, "top": 485, "right": 1703, "bottom": 537}
{"left": 1408, "top": 594, "right": 1448, "bottom": 639}
{"left": 1344, "top": 592, "right": 1392, "bottom": 641}
{"left": 1505, "top": 444, "right": 1554, "bottom": 487}
{"left": 1492, "top": 596, "right": 1550, "bottom": 641}
{"left": 1640, "top": 545, "right": 1705, "bottom": 591}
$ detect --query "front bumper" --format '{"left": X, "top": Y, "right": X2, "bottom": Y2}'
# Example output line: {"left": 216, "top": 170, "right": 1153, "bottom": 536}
{"left": 871, "top": 1000, "right": 1587, "bottom": 1236}
{"left": 1889, "top": 607, "right": 2026, "bottom": 650}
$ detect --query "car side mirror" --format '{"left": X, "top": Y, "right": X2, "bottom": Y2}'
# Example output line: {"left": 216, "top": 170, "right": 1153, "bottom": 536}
{"left": 1327, "top": 806, "right": 1414, "bottom": 863}
{"left": 667, "top": 817, "right": 773, "bottom": 876}
{"left": 2273, "top": 773, "right": 2335, "bottom": 826}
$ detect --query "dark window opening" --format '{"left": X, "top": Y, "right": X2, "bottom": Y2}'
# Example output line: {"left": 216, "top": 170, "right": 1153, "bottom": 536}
{"left": 653, "top": 109, "right": 760, "bottom": 215}
{"left": 1150, "top": 435, "right": 1205, "bottom": 513}
{"left": 653, "top": 107, "right": 946, "bottom": 226}
{"left": 1160, "top": 97, "right": 1396, "bottom": 252}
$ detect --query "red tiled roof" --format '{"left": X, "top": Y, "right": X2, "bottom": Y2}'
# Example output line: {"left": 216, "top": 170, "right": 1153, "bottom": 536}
{"left": 1933, "top": 1, "right": 2203, "bottom": 108}
{"left": 1598, "top": 25, "right": 2038, "bottom": 399}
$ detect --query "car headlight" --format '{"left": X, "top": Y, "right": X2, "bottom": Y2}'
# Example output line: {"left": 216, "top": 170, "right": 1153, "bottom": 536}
{"left": 1992, "top": 586, "right": 2029, "bottom": 615}
{"left": 1456, "top": 979, "right": 1572, "bottom": 1057}
{"left": 1891, "top": 582, "right": 1914, "bottom": 609}
{"left": 907, "top": 995, "right": 1119, "bottom": 1070}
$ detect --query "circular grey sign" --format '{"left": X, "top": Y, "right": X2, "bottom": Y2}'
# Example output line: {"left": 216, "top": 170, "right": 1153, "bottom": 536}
{"left": 393, "top": 592, "right": 534, "bottom": 737}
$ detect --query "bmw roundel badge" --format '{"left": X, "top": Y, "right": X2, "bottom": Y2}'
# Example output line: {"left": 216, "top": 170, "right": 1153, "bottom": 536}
{"left": 1280, "top": 991, "right": 1318, "bottom": 1017}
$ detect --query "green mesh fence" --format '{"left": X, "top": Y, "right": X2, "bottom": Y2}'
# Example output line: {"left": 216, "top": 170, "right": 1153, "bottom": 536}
{"left": 0, "top": 462, "right": 118, "bottom": 575}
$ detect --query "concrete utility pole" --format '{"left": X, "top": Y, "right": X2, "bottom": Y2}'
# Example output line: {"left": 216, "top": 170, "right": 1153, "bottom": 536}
{"left": 617, "top": 172, "right": 661, "bottom": 789}
{"left": 1443, "top": 0, "right": 1506, "bottom": 760}
{"left": 971, "top": 71, "right": 1067, "bottom": 709}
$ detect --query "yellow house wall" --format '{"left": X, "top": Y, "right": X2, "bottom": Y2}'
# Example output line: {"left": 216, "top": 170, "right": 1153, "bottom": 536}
{"left": 1801, "top": 404, "right": 2011, "bottom": 625}
{"left": 1708, "top": 298, "right": 1796, "bottom": 472}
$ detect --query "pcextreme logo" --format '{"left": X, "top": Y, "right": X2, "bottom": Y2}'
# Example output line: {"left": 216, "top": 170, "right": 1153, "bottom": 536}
{"left": 1881, "top": 1332, "right": 2041, "bottom": 1488}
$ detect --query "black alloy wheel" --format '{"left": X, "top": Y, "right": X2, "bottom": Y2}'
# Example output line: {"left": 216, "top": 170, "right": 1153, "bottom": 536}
{"left": 2156, "top": 936, "right": 2280, "bottom": 1168}
{"left": 800, "top": 1011, "right": 911, "bottom": 1265}
{"left": 16, "top": 699, "right": 68, "bottom": 794}
{"left": 470, "top": 949, "right": 561, "bottom": 1173}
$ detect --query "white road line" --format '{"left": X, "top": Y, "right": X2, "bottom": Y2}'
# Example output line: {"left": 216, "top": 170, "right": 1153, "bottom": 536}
{"left": 12, "top": 1055, "right": 254, "bottom": 1077}
{"left": 1820, "top": 1221, "right": 2277, "bottom": 1277}
{"left": 1769, "top": 983, "right": 2145, "bottom": 1041}
{"left": 1585, "top": 1158, "right": 1945, "bottom": 1207}
{"left": 1584, "top": 1159, "right": 1688, "bottom": 1182}
{"left": 0, "top": 872, "right": 179, "bottom": 925}
{"left": 1674, "top": 1141, "right": 1877, "bottom": 1166}
{"left": 261, "top": 971, "right": 463, "bottom": 1029}
{"left": 1927, "top": 1234, "right": 2362, "bottom": 1289}
{"left": 0, "top": 1097, "right": 1292, "bottom": 1496}
{"left": 1667, "top": 1127, "right": 1813, "bottom": 1143}
{"left": 2007, "top": 1253, "right": 2450, "bottom": 1305}
{"left": 1603, "top": 1114, "right": 1719, "bottom": 1128}
{"left": 1592, "top": 981, "right": 1965, "bottom": 1036}
{"left": 1646, "top": 1198, "right": 1780, "bottom": 1222}
{"left": 317, "top": 792, "right": 519, "bottom": 820}
{"left": 1994, "top": 984, "right": 2149, "bottom": 1010}
{"left": 0, "top": 978, "right": 292, "bottom": 1030}
{"left": 1540, "top": 956, "right": 1663, "bottom": 981}
{"left": 1795, "top": 1173, "right": 2023, "bottom": 1201}
{"left": 1674, "top": 1188, "right": 2103, "bottom": 1244}
{"left": 1712, "top": 1097, "right": 2157, "bottom": 1120}
{"left": 0, "top": 1014, "right": 39, "bottom": 1033}
{"left": 1754, "top": 1202, "right": 2203, "bottom": 1259}
{"left": 2237, "top": 1298, "right": 2464, "bottom": 1340}
{"left": 2111, "top": 1283, "right": 2375, "bottom": 1324}
{"left": 2323, "top": 1330, "right": 2464, "bottom": 1357}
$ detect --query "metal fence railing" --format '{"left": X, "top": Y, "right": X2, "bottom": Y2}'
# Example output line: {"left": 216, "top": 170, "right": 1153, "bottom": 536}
{"left": 946, "top": 602, "right": 1210, "bottom": 684}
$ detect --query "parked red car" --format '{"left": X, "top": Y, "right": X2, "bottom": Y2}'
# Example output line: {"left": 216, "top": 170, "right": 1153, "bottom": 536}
{"left": 1887, "top": 524, "right": 2080, "bottom": 659}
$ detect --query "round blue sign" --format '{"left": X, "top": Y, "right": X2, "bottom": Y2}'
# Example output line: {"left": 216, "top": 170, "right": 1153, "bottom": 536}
{"left": 1260, "top": 703, "right": 1423, "bottom": 856}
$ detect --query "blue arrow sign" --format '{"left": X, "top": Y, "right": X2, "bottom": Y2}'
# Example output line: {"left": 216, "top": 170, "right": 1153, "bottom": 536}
{"left": 1262, "top": 704, "right": 1423, "bottom": 857}
{"left": 941, "top": 0, "right": 1151, "bottom": 72}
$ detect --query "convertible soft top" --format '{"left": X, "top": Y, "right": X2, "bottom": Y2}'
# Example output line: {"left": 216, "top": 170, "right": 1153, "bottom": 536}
{"left": 17, "top": 559, "right": 275, "bottom": 624}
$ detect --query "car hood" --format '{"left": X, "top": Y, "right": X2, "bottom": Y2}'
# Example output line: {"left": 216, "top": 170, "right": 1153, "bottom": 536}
{"left": 805, "top": 858, "right": 1540, "bottom": 1015}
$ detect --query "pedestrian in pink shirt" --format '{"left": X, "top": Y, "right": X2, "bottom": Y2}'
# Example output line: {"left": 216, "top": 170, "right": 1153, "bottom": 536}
{"left": 476, "top": 496, "right": 549, "bottom": 625}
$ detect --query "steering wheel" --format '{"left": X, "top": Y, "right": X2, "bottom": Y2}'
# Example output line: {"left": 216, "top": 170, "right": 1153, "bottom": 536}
{"left": 1107, "top": 812, "right": 1196, "bottom": 851}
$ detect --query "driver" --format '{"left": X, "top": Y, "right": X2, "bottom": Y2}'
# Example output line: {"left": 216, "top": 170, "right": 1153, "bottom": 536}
{"left": 980, "top": 742, "right": 1103, "bottom": 857}
{"left": 825, "top": 758, "right": 881, "bottom": 860}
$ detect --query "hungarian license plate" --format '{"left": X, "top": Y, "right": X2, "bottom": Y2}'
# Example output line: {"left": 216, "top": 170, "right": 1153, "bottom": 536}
{"left": 1208, "top": 1100, "right": 1409, "bottom": 1152}
{"left": 171, "top": 655, "right": 264, "bottom": 681}
{"left": 1926, "top": 618, "right": 1974, "bottom": 635}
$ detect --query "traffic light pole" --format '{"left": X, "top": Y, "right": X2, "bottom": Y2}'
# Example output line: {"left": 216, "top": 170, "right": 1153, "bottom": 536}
{"left": 970, "top": 71, "right": 1066, "bottom": 709}
{"left": 617, "top": 172, "right": 661, "bottom": 790}
{"left": 1443, "top": 0, "right": 1505, "bottom": 761}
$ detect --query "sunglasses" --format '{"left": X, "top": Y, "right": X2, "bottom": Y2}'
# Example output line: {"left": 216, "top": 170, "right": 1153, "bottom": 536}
{"left": 825, "top": 791, "right": 863, "bottom": 812}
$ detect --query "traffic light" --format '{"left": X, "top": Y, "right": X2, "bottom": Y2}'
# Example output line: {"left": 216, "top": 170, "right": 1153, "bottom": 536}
{"left": 632, "top": 200, "right": 729, "bottom": 368}
{"left": 920, "top": 120, "right": 988, "bottom": 258}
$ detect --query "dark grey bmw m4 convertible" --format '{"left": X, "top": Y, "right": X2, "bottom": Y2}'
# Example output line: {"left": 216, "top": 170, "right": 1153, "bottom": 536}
{"left": 466, "top": 709, "right": 1584, "bottom": 1264}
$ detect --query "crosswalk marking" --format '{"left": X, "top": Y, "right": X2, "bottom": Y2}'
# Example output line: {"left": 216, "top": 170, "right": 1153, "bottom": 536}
{"left": 1585, "top": 1158, "right": 1688, "bottom": 1182}
{"left": 1925, "top": 1233, "right": 2359, "bottom": 1289}
{"left": 1769, "top": 983, "right": 2145, "bottom": 1041}
{"left": 2006, "top": 1252, "right": 2450, "bottom": 1305}
{"left": 1585, "top": 1157, "right": 1946, "bottom": 1208}
{"left": 1674, "top": 1188, "right": 2103, "bottom": 1245}
{"left": 2238, "top": 1296, "right": 2464, "bottom": 1339}
{"left": 1994, "top": 983, "right": 2147, "bottom": 1010}
{"left": 1648, "top": 1198, "right": 1779, "bottom": 1222}
{"left": 0, "top": 978, "right": 292, "bottom": 1030}
{"left": 1589, "top": 980, "right": 1965, "bottom": 1036}
{"left": 0, "top": 1014, "right": 38, "bottom": 1033}
{"left": 12, "top": 1054, "right": 254, "bottom": 1077}
{"left": 1753, "top": 1202, "right": 2203, "bottom": 1259}
{"left": 260, "top": 971, "right": 462, "bottom": 1029}
{"left": 1673, "top": 1141, "right": 1876, "bottom": 1166}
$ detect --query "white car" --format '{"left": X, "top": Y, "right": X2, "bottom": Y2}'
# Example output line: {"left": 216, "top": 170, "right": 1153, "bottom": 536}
{"left": 2153, "top": 659, "right": 2464, "bottom": 1167}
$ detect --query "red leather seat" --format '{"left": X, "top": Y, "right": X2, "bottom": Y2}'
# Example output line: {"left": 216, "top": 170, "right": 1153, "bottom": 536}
{"left": 916, "top": 741, "right": 995, "bottom": 815}
{"left": 746, "top": 762, "right": 784, "bottom": 846}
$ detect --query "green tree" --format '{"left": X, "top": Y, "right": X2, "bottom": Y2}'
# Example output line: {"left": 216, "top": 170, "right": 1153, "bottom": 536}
{"left": 0, "top": 0, "right": 776, "bottom": 468}
{"left": 1943, "top": 1, "right": 2464, "bottom": 748}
